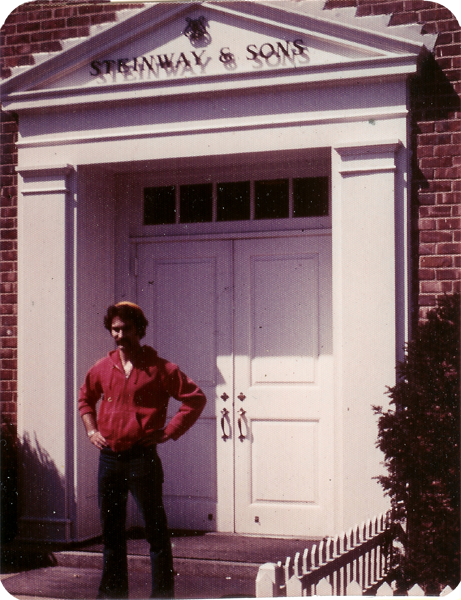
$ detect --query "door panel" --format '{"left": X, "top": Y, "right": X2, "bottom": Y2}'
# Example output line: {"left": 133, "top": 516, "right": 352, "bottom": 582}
{"left": 136, "top": 234, "right": 333, "bottom": 536}
{"left": 234, "top": 235, "right": 333, "bottom": 537}
{"left": 137, "top": 240, "right": 233, "bottom": 531}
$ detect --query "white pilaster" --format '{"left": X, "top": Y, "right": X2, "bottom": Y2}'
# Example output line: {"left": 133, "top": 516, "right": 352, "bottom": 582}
{"left": 332, "top": 140, "right": 403, "bottom": 531}
{"left": 17, "top": 165, "right": 76, "bottom": 542}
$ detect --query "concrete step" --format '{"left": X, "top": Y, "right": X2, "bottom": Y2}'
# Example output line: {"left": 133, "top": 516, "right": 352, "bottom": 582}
{"left": 55, "top": 550, "right": 260, "bottom": 578}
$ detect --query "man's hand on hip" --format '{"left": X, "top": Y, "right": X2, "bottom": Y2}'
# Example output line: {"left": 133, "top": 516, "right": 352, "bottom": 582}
{"left": 89, "top": 431, "right": 109, "bottom": 450}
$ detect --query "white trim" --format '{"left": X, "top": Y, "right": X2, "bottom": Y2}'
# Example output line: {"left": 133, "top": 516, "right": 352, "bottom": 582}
{"left": 22, "top": 187, "right": 70, "bottom": 195}
{"left": 335, "top": 140, "right": 403, "bottom": 155}
{"left": 130, "top": 227, "right": 332, "bottom": 244}
{"left": 16, "top": 108, "right": 408, "bottom": 150}
{"left": 338, "top": 166, "right": 397, "bottom": 176}
{"left": 4, "top": 55, "right": 417, "bottom": 112}
{"left": 18, "top": 164, "right": 75, "bottom": 176}
{"left": 0, "top": 0, "right": 432, "bottom": 100}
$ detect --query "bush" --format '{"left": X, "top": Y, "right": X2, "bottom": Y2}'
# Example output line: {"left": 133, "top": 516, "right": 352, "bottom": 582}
{"left": 373, "top": 294, "right": 460, "bottom": 593}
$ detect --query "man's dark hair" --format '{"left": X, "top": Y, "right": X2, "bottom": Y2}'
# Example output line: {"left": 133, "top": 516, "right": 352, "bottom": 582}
{"left": 104, "top": 302, "right": 149, "bottom": 339}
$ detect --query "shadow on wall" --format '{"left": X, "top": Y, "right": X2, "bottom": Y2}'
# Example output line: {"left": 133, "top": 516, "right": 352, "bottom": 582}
{"left": 1, "top": 426, "right": 62, "bottom": 573}
{"left": 17, "top": 432, "right": 67, "bottom": 539}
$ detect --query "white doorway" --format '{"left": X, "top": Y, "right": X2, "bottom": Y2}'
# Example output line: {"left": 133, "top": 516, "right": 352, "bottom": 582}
{"left": 137, "top": 232, "right": 333, "bottom": 536}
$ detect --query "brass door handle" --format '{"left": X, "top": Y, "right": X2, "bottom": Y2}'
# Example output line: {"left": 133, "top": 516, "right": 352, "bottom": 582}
{"left": 221, "top": 408, "right": 230, "bottom": 440}
{"left": 238, "top": 409, "right": 247, "bottom": 441}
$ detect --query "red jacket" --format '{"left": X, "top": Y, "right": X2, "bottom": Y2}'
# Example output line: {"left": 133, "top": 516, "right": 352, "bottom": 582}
{"left": 78, "top": 346, "right": 206, "bottom": 451}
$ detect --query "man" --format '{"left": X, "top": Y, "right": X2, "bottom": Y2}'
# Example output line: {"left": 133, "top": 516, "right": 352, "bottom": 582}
{"left": 78, "top": 301, "right": 206, "bottom": 599}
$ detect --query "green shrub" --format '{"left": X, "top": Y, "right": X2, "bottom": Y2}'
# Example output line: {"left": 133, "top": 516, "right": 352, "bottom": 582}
{"left": 373, "top": 294, "right": 460, "bottom": 593}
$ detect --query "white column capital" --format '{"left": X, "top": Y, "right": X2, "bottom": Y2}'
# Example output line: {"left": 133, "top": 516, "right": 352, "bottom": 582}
{"left": 334, "top": 139, "right": 403, "bottom": 176}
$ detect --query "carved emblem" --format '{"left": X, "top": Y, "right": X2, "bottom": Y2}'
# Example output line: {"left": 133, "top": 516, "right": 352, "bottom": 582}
{"left": 184, "top": 16, "right": 210, "bottom": 45}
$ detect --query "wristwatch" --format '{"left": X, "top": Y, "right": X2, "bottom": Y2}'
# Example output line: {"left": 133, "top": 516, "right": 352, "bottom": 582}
{"left": 87, "top": 429, "right": 98, "bottom": 438}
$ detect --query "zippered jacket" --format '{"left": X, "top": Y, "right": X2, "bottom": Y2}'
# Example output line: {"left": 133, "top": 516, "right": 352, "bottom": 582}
{"left": 78, "top": 346, "right": 206, "bottom": 451}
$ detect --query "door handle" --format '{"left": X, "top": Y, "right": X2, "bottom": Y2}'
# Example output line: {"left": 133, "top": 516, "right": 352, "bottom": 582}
{"left": 238, "top": 408, "right": 246, "bottom": 442}
{"left": 221, "top": 408, "right": 230, "bottom": 440}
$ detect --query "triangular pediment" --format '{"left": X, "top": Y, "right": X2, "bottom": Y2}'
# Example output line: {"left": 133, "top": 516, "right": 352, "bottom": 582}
{"left": 1, "top": 1, "right": 436, "bottom": 106}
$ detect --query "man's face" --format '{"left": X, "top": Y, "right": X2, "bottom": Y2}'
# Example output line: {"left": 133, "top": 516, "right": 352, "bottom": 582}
{"left": 111, "top": 316, "right": 140, "bottom": 352}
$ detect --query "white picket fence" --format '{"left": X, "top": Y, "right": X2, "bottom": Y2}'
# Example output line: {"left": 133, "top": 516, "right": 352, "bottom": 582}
{"left": 254, "top": 512, "right": 451, "bottom": 597}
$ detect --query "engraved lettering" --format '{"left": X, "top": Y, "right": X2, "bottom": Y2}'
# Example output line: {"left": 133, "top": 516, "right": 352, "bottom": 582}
{"left": 276, "top": 41, "right": 291, "bottom": 58}
{"left": 259, "top": 43, "right": 275, "bottom": 59}
{"left": 191, "top": 50, "right": 206, "bottom": 65}
{"left": 175, "top": 52, "right": 191, "bottom": 68}
{"left": 118, "top": 58, "right": 130, "bottom": 73}
{"left": 101, "top": 60, "right": 116, "bottom": 74}
{"left": 89, "top": 60, "right": 101, "bottom": 76}
{"left": 292, "top": 39, "right": 307, "bottom": 55}
{"left": 246, "top": 44, "right": 259, "bottom": 60}
{"left": 157, "top": 54, "right": 175, "bottom": 69}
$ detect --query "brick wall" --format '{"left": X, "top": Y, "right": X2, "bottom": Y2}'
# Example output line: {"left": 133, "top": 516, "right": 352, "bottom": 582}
{"left": 0, "top": 108, "right": 17, "bottom": 431}
{"left": 324, "top": 1, "right": 461, "bottom": 322}
{"left": 1, "top": 1, "right": 460, "bottom": 431}
{"left": 0, "top": 1, "right": 143, "bottom": 432}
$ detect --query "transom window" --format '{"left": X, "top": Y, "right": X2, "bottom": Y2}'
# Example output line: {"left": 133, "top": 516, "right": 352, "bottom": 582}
{"left": 143, "top": 177, "right": 329, "bottom": 226}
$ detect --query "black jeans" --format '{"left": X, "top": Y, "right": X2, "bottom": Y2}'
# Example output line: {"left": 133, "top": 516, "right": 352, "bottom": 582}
{"left": 97, "top": 444, "right": 174, "bottom": 599}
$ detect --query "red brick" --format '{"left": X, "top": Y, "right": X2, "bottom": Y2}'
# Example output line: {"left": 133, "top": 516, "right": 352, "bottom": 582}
{"left": 357, "top": 3, "right": 374, "bottom": 15}
{"left": 30, "top": 31, "right": 54, "bottom": 43}
{"left": 418, "top": 132, "right": 451, "bottom": 145}
{"left": 434, "top": 167, "right": 461, "bottom": 179}
{"left": 428, "top": 180, "right": 452, "bottom": 193}
{"left": 403, "top": 0, "right": 427, "bottom": 10}
{"left": 418, "top": 219, "right": 436, "bottom": 230}
{"left": 438, "top": 192, "right": 461, "bottom": 204}
{"left": 419, "top": 268, "right": 435, "bottom": 279}
{"left": 420, "top": 167, "right": 435, "bottom": 179}
{"left": 435, "top": 120, "right": 461, "bottom": 133}
{"left": 436, "top": 269, "right": 461, "bottom": 280}
{"left": 90, "top": 13, "right": 117, "bottom": 26}
{"left": 420, "top": 157, "right": 453, "bottom": 169}
{"left": 66, "top": 16, "right": 90, "bottom": 28}
{"left": 41, "top": 18, "right": 66, "bottom": 31}
{"left": 52, "top": 28, "right": 79, "bottom": 41}
{"left": 78, "top": 4, "right": 104, "bottom": 15}
{"left": 437, "top": 44, "right": 461, "bottom": 58}
{"left": 420, "top": 256, "right": 453, "bottom": 268}
{"left": 417, "top": 146, "right": 434, "bottom": 158}
{"left": 420, "top": 205, "right": 452, "bottom": 218}
{"left": 53, "top": 7, "right": 75, "bottom": 18}
{"left": 378, "top": 2, "right": 405, "bottom": 14}
{"left": 420, "top": 230, "right": 452, "bottom": 243}
{"left": 434, "top": 138, "right": 460, "bottom": 152}
{"left": 418, "top": 295, "right": 437, "bottom": 307}
{"left": 437, "top": 243, "right": 461, "bottom": 254}
{"left": 390, "top": 11, "right": 418, "bottom": 25}
{"left": 39, "top": 41, "right": 63, "bottom": 53}
{"left": 437, "top": 218, "right": 461, "bottom": 230}
{"left": 418, "top": 122, "right": 435, "bottom": 134}
{"left": 421, "top": 280, "right": 453, "bottom": 293}
{"left": 27, "top": 10, "right": 53, "bottom": 21}
{"left": 437, "top": 32, "right": 454, "bottom": 45}
{"left": 419, "top": 7, "right": 457, "bottom": 21}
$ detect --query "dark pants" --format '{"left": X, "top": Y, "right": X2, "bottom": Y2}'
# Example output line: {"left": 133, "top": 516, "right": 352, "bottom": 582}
{"left": 97, "top": 444, "right": 174, "bottom": 599}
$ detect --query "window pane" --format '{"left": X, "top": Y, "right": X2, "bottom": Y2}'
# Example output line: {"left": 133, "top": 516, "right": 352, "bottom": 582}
{"left": 293, "top": 177, "right": 329, "bottom": 217}
{"left": 217, "top": 181, "right": 251, "bottom": 221}
{"left": 180, "top": 183, "right": 213, "bottom": 223}
{"left": 255, "top": 179, "right": 289, "bottom": 220}
{"left": 144, "top": 186, "right": 176, "bottom": 225}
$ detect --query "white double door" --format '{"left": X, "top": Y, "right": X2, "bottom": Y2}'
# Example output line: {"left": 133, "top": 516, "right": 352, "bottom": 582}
{"left": 137, "top": 233, "right": 334, "bottom": 537}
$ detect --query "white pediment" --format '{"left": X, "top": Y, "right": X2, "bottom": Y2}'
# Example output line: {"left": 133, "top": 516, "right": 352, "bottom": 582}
{"left": 1, "top": 1, "right": 436, "bottom": 108}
